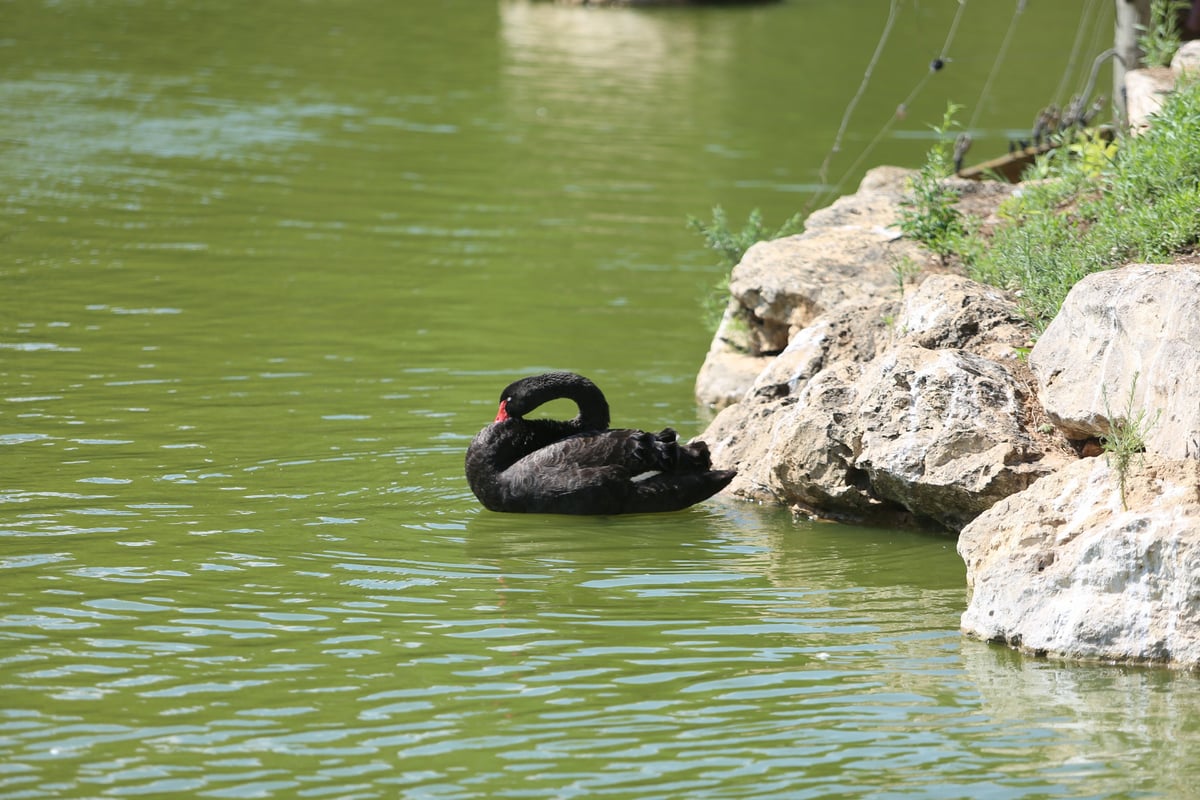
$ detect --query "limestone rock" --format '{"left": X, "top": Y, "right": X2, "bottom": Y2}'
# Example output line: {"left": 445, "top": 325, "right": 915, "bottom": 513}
{"left": 700, "top": 274, "right": 1059, "bottom": 529}
{"left": 1125, "top": 67, "right": 1176, "bottom": 132}
{"left": 895, "top": 273, "right": 1032, "bottom": 361}
{"left": 695, "top": 300, "right": 772, "bottom": 410}
{"left": 1030, "top": 263, "right": 1200, "bottom": 460}
{"left": 701, "top": 298, "right": 896, "bottom": 513}
{"left": 1171, "top": 40, "right": 1200, "bottom": 77}
{"left": 959, "top": 455, "right": 1200, "bottom": 667}
{"left": 853, "top": 345, "right": 1056, "bottom": 530}
{"left": 748, "top": 298, "right": 896, "bottom": 401}
{"left": 727, "top": 167, "right": 925, "bottom": 354}
{"left": 766, "top": 362, "right": 885, "bottom": 517}
{"left": 701, "top": 394, "right": 787, "bottom": 502}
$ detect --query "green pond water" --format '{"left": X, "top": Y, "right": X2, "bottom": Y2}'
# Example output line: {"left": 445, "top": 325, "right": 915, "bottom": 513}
{"left": 4, "top": 0, "right": 1200, "bottom": 797}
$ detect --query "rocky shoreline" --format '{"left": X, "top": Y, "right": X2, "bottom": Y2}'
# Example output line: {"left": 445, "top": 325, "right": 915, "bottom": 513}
{"left": 695, "top": 56, "right": 1200, "bottom": 668}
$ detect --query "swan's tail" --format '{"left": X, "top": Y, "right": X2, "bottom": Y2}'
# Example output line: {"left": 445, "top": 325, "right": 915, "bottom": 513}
{"left": 638, "top": 428, "right": 714, "bottom": 474}
{"left": 624, "top": 469, "right": 737, "bottom": 513}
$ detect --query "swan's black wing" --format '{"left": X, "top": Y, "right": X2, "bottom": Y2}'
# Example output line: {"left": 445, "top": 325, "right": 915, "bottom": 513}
{"left": 623, "top": 470, "right": 737, "bottom": 513}
{"left": 490, "top": 428, "right": 733, "bottom": 514}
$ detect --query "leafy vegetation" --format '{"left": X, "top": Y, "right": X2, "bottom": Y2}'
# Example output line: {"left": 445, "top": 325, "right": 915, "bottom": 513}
{"left": 689, "top": 206, "right": 803, "bottom": 331}
{"left": 897, "top": 102, "right": 968, "bottom": 263}
{"left": 946, "top": 78, "right": 1200, "bottom": 329}
{"left": 688, "top": 206, "right": 804, "bottom": 269}
{"left": 1137, "top": 0, "right": 1189, "bottom": 68}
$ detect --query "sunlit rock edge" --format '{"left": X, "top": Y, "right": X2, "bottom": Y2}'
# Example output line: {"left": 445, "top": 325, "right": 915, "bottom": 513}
{"left": 694, "top": 51, "right": 1200, "bottom": 668}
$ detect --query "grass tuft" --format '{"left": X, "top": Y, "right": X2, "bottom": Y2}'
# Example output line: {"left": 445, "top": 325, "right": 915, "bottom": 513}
{"left": 1100, "top": 373, "right": 1161, "bottom": 510}
{"left": 957, "top": 78, "right": 1200, "bottom": 330}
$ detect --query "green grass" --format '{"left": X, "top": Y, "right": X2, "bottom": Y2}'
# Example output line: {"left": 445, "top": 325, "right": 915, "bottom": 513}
{"left": 959, "top": 78, "right": 1200, "bottom": 329}
{"left": 1101, "top": 373, "right": 1160, "bottom": 509}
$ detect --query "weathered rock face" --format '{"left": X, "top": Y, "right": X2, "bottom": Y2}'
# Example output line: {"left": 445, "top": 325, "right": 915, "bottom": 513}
{"left": 766, "top": 362, "right": 881, "bottom": 516}
{"left": 959, "top": 455, "right": 1200, "bottom": 668}
{"left": 698, "top": 270, "right": 1062, "bottom": 529}
{"left": 1030, "top": 263, "right": 1200, "bottom": 460}
{"left": 695, "top": 167, "right": 927, "bottom": 411}
{"left": 894, "top": 271, "right": 1031, "bottom": 360}
{"left": 695, "top": 167, "right": 1024, "bottom": 411}
{"left": 694, "top": 300, "right": 775, "bottom": 411}
{"left": 854, "top": 345, "right": 1051, "bottom": 530}
{"left": 728, "top": 168, "right": 924, "bottom": 355}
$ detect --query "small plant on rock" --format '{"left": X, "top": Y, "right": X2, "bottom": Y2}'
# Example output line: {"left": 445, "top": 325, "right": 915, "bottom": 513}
{"left": 899, "top": 102, "right": 967, "bottom": 263}
{"left": 1100, "top": 373, "right": 1161, "bottom": 510}
{"left": 891, "top": 255, "right": 921, "bottom": 297}
{"left": 688, "top": 206, "right": 804, "bottom": 269}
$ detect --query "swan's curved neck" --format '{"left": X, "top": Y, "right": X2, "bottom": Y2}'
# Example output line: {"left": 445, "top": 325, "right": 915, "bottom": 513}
{"left": 567, "top": 382, "right": 609, "bottom": 430}
{"left": 506, "top": 372, "right": 610, "bottom": 430}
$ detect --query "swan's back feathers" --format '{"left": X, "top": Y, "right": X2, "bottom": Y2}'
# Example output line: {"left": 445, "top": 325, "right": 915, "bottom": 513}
{"left": 465, "top": 372, "right": 735, "bottom": 515}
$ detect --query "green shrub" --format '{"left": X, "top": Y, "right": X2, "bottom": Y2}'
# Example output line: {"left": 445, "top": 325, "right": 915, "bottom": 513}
{"left": 688, "top": 206, "right": 804, "bottom": 269}
{"left": 965, "top": 78, "right": 1200, "bottom": 328}
{"left": 1138, "top": 0, "right": 1189, "bottom": 68}
{"left": 898, "top": 103, "right": 967, "bottom": 262}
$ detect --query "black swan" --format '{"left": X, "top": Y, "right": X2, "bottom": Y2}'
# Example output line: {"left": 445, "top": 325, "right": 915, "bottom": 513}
{"left": 465, "top": 371, "right": 736, "bottom": 514}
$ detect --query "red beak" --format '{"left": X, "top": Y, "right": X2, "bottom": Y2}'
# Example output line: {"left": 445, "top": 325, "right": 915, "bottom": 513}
{"left": 494, "top": 399, "right": 510, "bottom": 422}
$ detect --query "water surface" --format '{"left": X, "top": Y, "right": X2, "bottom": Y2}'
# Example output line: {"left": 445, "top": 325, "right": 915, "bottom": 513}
{"left": 4, "top": 1, "right": 1199, "bottom": 797}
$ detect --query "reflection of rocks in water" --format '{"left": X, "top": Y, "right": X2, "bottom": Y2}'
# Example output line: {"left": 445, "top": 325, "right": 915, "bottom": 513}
{"left": 551, "top": 0, "right": 778, "bottom": 5}
{"left": 499, "top": 0, "right": 734, "bottom": 87}
{"left": 960, "top": 640, "right": 1200, "bottom": 796}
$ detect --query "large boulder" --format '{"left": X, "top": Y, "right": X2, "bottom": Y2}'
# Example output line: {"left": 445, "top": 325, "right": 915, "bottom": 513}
{"left": 959, "top": 454, "right": 1200, "bottom": 667}
{"left": 853, "top": 345, "right": 1054, "bottom": 530}
{"left": 702, "top": 297, "right": 897, "bottom": 514}
{"left": 695, "top": 168, "right": 1021, "bottom": 409}
{"left": 701, "top": 272, "right": 1062, "bottom": 529}
{"left": 1030, "top": 263, "right": 1200, "bottom": 460}
{"left": 695, "top": 167, "right": 923, "bottom": 408}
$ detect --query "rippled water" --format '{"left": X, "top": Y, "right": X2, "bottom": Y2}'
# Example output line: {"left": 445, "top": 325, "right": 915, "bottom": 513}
{"left": 4, "top": 0, "right": 1200, "bottom": 797}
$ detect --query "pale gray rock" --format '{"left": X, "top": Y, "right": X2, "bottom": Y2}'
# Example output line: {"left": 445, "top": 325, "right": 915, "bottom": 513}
{"left": 700, "top": 276, "right": 1059, "bottom": 528}
{"left": 729, "top": 229, "right": 910, "bottom": 354}
{"left": 1125, "top": 67, "right": 1175, "bottom": 132}
{"left": 959, "top": 454, "right": 1200, "bottom": 668}
{"left": 695, "top": 166, "right": 1055, "bottom": 529}
{"left": 1030, "top": 263, "right": 1200, "bottom": 460}
{"left": 1171, "top": 40, "right": 1200, "bottom": 77}
{"left": 695, "top": 300, "right": 773, "bottom": 411}
{"left": 895, "top": 273, "right": 1032, "bottom": 361}
{"left": 727, "top": 168, "right": 925, "bottom": 354}
{"left": 853, "top": 345, "right": 1056, "bottom": 530}
{"left": 766, "top": 362, "right": 884, "bottom": 517}
{"left": 701, "top": 394, "right": 786, "bottom": 503}
{"left": 748, "top": 298, "right": 896, "bottom": 401}
{"left": 695, "top": 167, "right": 1022, "bottom": 414}
{"left": 695, "top": 167, "right": 918, "bottom": 407}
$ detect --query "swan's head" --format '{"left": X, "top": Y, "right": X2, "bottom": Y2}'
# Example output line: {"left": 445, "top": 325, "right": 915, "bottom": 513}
{"left": 492, "top": 371, "right": 605, "bottom": 425}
